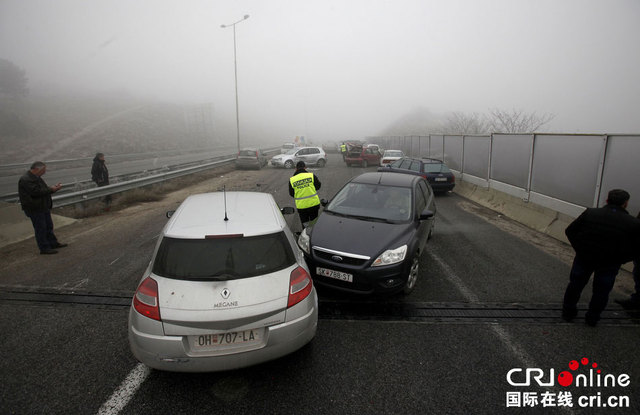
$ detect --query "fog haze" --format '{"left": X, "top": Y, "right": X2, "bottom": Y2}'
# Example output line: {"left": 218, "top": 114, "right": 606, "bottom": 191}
{"left": 1, "top": 0, "right": 639, "bottom": 147}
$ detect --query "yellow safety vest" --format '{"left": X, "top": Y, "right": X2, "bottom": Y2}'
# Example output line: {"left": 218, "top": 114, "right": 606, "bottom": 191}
{"left": 290, "top": 172, "right": 320, "bottom": 209}
{"left": 340, "top": 144, "right": 346, "bottom": 153}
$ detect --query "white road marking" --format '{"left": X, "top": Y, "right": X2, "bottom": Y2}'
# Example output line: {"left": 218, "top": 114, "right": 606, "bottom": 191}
{"left": 429, "top": 251, "right": 575, "bottom": 413}
{"left": 109, "top": 257, "right": 121, "bottom": 266}
{"left": 70, "top": 278, "right": 89, "bottom": 290}
{"left": 97, "top": 363, "right": 150, "bottom": 415}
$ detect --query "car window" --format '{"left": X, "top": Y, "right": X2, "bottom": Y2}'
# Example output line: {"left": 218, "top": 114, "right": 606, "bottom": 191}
{"left": 409, "top": 161, "right": 421, "bottom": 172}
{"left": 327, "top": 183, "right": 412, "bottom": 221}
{"left": 152, "top": 232, "right": 295, "bottom": 280}
{"left": 422, "top": 163, "right": 450, "bottom": 173}
{"left": 389, "top": 158, "right": 403, "bottom": 167}
{"left": 310, "top": 148, "right": 319, "bottom": 154}
{"left": 418, "top": 180, "right": 432, "bottom": 202}
{"left": 399, "top": 159, "right": 412, "bottom": 169}
{"left": 238, "top": 150, "right": 256, "bottom": 157}
{"left": 285, "top": 148, "right": 297, "bottom": 155}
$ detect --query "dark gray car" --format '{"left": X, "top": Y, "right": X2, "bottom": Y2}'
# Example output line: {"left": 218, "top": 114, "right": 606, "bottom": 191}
{"left": 298, "top": 172, "right": 436, "bottom": 295}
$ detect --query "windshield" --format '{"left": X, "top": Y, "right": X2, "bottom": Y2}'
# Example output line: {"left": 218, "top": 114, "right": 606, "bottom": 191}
{"left": 384, "top": 151, "right": 403, "bottom": 158}
{"left": 284, "top": 148, "right": 298, "bottom": 155}
{"left": 326, "top": 183, "right": 412, "bottom": 222}
{"left": 152, "top": 232, "right": 295, "bottom": 280}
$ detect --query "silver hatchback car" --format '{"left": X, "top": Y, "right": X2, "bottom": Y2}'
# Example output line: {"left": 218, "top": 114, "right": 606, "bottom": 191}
{"left": 270, "top": 146, "right": 327, "bottom": 168}
{"left": 128, "top": 191, "right": 318, "bottom": 372}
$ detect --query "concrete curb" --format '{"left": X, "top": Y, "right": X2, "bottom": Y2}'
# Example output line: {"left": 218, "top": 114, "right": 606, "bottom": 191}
{"left": 0, "top": 202, "right": 77, "bottom": 248}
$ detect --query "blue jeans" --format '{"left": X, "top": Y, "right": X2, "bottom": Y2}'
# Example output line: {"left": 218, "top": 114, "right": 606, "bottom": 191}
{"left": 562, "top": 255, "right": 621, "bottom": 322}
{"left": 27, "top": 210, "right": 58, "bottom": 251}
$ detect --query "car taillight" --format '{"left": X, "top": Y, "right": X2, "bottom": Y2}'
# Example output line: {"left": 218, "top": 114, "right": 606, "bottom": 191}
{"left": 255, "top": 151, "right": 259, "bottom": 157}
{"left": 287, "top": 267, "right": 313, "bottom": 308}
{"left": 133, "top": 277, "right": 161, "bottom": 321}
{"left": 451, "top": 175, "right": 455, "bottom": 182}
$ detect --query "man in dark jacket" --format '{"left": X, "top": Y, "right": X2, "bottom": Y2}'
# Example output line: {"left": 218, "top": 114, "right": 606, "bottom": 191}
{"left": 18, "top": 161, "right": 67, "bottom": 254}
{"left": 288, "top": 161, "right": 322, "bottom": 229}
{"left": 91, "top": 152, "right": 109, "bottom": 187}
{"left": 562, "top": 189, "right": 640, "bottom": 326}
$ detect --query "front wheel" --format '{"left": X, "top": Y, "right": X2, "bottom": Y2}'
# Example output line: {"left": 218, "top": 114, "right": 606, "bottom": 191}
{"left": 284, "top": 160, "right": 294, "bottom": 169}
{"left": 316, "top": 159, "right": 326, "bottom": 167}
{"left": 403, "top": 254, "right": 419, "bottom": 295}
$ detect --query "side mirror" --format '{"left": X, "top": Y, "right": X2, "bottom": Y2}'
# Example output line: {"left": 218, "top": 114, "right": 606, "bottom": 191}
{"left": 281, "top": 207, "right": 295, "bottom": 215}
{"left": 166, "top": 210, "right": 175, "bottom": 218}
{"left": 419, "top": 209, "right": 435, "bottom": 220}
{"left": 320, "top": 198, "right": 329, "bottom": 207}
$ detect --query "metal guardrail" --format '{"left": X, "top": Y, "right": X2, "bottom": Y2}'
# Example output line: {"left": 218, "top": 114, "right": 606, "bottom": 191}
{"left": 51, "top": 157, "right": 236, "bottom": 208}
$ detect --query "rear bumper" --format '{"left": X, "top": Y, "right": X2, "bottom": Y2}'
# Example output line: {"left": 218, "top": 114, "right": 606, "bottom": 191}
{"left": 128, "top": 290, "right": 318, "bottom": 372}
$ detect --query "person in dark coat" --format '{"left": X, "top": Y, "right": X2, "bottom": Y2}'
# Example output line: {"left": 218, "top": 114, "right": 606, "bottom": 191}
{"left": 91, "top": 152, "right": 109, "bottom": 186}
{"left": 616, "top": 211, "right": 640, "bottom": 309}
{"left": 562, "top": 189, "right": 640, "bottom": 326}
{"left": 288, "top": 161, "right": 322, "bottom": 229}
{"left": 18, "top": 161, "right": 67, "bottom": 254}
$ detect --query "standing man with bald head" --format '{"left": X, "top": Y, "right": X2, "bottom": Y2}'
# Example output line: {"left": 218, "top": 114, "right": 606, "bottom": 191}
{"left": 18, "top": 161, "right": 67, "bottom": 255}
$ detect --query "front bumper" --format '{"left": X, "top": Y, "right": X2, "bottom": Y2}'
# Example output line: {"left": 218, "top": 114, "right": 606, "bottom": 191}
{"left": 305, "top": 253, "right": 409, "bottom": 295}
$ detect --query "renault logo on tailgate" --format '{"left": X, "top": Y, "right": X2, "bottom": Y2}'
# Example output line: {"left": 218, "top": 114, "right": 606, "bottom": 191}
{"left": 331, "top": 255, "right": 343, "bottom": 262}
{"left": 221, "top": 288, "right": 230, "bottom": 299}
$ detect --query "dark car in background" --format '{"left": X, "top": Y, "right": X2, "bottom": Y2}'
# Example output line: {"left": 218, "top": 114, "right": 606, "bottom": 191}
{"left": 379, "top": 157, "right": 455, "bottom": 193}
{"left": 236, "top": 148, "right": 268, "bottom": 169}
{"left": 298, "top": 172, "right": 436, "bottom": 295}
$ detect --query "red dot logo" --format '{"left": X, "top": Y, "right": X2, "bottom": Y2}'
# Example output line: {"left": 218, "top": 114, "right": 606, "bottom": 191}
{"left": 581, "top": 357, "right": 589, "bottom": 365}
{"left": 558, "top": 371, "right": 574, "bottom": 387}
{"left": 569, "top": 360, "right": 579, "bottom": 371}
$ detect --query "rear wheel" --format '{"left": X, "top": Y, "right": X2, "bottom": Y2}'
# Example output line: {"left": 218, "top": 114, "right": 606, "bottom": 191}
{"left": 284, "top": 160, "right": 294, "bottom": 169}
{"left": 403, "top": 253, "right": 419, "bottom": 295}
{"left": 362, "top": 160, "right": 368, "bottom": 168}
{"left": 317, "top": 159, "right": 326, "bottom": 167}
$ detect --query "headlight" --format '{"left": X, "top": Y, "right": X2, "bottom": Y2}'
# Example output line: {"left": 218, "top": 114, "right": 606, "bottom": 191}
{"left": 372, "top": 245, "right": 407, "bottom": 267}
{"left": 298, "top": 228, "right": 310, "bottom": 254}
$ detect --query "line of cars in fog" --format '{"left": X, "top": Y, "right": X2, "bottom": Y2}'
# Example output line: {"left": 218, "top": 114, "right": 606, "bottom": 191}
{"left": 138, "top": 144, "right": 453, "bottom": 372}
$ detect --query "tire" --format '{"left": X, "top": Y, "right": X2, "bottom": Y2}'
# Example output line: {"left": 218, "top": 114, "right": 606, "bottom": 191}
{"left": 403, "top": 253, "right": 419, "bottom": 295}
{"left": 284, "top": 160, "right": 294, "bottom": 169}
{"left": 317, "top": 159, "right": 326, "bottom": 167}
{"left": 362, "top": 160, "right": 368, "bottom": 168}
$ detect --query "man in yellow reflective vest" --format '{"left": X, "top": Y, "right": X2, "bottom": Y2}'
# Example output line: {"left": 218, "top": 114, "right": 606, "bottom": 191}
{"left": 288, "top": 161, "right": 322, "bottom": 228}
{"left": 340, "top": 143, "right": 347, "bottom": 160}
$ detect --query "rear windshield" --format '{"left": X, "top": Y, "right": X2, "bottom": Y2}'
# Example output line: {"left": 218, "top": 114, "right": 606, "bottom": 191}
{"left": 152, "top": 232, "right": 295, "bottom": 280}
{"left": 422, "top": 163, "right": 451, "bottom": 173}
{"left": 238, "top": 150, "right": 257, "bottom": 157}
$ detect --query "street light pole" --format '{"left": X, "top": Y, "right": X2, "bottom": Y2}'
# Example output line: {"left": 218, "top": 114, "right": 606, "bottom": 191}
{"left": 221, "top": 14, "right": 250, "bottom": 153}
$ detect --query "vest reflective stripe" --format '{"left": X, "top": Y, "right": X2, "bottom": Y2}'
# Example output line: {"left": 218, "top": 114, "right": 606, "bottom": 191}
{"left": 290, "top": 172, "right": 320, "bottom": 209}
{"left": 340, "top": 145, "right": 346, "bottom": 152}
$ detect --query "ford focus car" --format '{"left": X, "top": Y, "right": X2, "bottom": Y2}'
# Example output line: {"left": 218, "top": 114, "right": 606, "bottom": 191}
{"left": 298, "top": 172, "right": 435, "bottom": 295}
{"left": 128, "top": 191, "right": 318, "bottom": 372}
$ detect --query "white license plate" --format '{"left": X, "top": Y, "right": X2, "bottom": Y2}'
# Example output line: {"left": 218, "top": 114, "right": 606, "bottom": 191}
{"left": 317, "top": 267, "right": 353, "bottom": 282}
{"left": 190, "top": 329, "right": 263, "bottom": 351}
{"left": 434, "top": 177, "right": 447, "bottom": 182}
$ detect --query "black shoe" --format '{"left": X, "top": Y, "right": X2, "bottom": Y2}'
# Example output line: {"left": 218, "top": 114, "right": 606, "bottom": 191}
{"left": 561, "top": 310, "right": 577, "bottom": 322}
{"left": 615, "top": 298, "right": 640, "bottom": 310}
{"left": 585, "top": 317, "right": 598, "bottom": 327}
{"left": 40, "top": 249, "right": 58, "bottom": 255}
{"left": 53, "top": 243, "right": 68, "bottom": 248}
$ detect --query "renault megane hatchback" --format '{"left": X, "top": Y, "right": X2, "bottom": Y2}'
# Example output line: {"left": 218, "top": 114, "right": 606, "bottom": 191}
{"left": 128, "top": 191, "right": 318, "bottom": 372}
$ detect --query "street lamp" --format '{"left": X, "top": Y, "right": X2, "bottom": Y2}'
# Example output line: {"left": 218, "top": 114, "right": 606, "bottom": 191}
{"left": 221, "top": 14, "right": 250, "bottom": 152}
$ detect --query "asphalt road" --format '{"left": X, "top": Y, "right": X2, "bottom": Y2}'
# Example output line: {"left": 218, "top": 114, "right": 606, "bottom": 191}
{"left": 1, "top": 154, "right": 639, "bottom": 415}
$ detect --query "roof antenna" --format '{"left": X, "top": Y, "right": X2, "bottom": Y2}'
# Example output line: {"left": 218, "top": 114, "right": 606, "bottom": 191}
{"left": 223, "top": 185, "right": 229, "bottom": 221}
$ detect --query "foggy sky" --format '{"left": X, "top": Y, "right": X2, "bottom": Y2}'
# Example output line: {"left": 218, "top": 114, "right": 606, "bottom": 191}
{"left": 1, "top": 0, "right": 639, "bottom": 143}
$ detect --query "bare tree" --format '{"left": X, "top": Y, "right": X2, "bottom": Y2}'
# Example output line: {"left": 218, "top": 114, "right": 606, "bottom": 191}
{"left": 485, "top": 108, "right": 554, "bottom": 133}
{"left": 0, "top": 58, "right": 29, "bottom": 99}
{"left": 443, "top": 111, "right": 488, "bottom": 134}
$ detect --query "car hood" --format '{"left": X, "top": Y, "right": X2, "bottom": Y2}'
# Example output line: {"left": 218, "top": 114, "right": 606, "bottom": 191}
{"left": 309, "top": 212, "right": 413, "bottom": 259}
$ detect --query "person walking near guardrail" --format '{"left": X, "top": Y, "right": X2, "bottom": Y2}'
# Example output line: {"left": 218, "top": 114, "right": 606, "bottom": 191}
{"left": 91, "top": 152, "right": 111, "bottom": 207}
{"left": 288, "top": 161, "right": 322, "bottom": 229}
{"left": 562, "top": 189, "right": 640, "bottom": 326}
{"left": 18, "top": 161, "right": 67, "bottom": 255}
